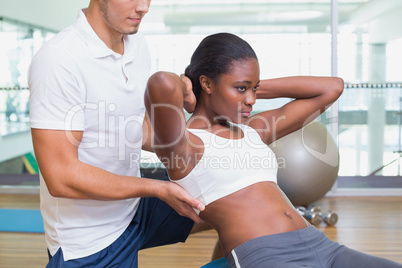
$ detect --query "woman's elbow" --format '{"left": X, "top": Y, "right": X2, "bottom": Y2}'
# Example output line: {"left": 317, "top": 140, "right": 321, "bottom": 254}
{"left": 332, "top": 77, "right": 344, "bottom": 98}
{"left": 147, "top": 71, "right": 179, "bottom": 95}
{"left": 324, "top": 77, "right": 344, "bottom": 103}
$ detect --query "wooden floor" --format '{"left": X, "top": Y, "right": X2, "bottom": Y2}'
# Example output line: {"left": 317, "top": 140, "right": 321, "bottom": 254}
{"left": 1, "top": 194, "right": 401, "bottom": 267}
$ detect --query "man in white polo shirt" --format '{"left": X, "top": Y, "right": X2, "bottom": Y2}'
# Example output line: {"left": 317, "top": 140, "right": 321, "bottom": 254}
{"left": 28, "top": 0, "right": 206, "bottom": 266}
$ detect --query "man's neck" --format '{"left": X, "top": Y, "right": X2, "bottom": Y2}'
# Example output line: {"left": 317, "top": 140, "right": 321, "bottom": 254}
{"left": 84, "top": 6, "right": 124, "bottom": 55}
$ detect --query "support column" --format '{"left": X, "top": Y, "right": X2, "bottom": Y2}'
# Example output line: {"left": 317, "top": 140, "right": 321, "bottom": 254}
{"left": 355, "top": 29, "right": 363, "bottom": 81}
{"left": 355, "top": 29, "right": 364, "bottom": 175}
{"left": 367, "top": 43, "right": 386, "bottom": 175}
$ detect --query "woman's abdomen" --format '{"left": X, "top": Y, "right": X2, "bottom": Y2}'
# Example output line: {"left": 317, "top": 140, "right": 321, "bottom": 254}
{"left": 200, "top": 181, "right": 310, "bottom": 255}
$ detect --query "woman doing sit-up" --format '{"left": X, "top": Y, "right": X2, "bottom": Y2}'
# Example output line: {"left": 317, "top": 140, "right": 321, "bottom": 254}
{"left": 144, "top": 33, "right": 402, "bottom": 267}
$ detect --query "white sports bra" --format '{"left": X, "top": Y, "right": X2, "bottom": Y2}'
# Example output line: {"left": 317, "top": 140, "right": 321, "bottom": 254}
{"left": 172, "top": 123, "right": 278, "bottom": 212}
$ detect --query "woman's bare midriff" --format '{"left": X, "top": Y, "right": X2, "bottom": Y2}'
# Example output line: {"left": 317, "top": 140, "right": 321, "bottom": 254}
{"left": 200, "top": 181, "right": 310, "bottom": 256}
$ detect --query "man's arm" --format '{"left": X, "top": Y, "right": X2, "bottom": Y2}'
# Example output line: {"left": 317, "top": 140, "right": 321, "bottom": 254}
{"left": 31, "top": 128, "right": 204, "bottom": 221}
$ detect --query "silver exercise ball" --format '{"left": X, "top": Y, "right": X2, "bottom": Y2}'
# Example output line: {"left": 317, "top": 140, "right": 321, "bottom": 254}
{"left": 269, "top": 122, "right": 339, "bottom": 206}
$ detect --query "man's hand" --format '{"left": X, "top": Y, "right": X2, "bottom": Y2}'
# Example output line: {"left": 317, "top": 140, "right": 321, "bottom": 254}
{"left": 159, "top": 180, "right": 205, "bottom": 223}
{"left": 180, "top": 74, "right": 196, "bottom": 113}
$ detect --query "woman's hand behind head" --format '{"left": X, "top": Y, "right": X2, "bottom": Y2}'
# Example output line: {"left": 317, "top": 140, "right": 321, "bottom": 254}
{"left": 180, "top": 74, "right": 197, "bottom": 113}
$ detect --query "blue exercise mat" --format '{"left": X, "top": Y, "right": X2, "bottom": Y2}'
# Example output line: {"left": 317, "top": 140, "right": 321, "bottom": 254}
{"left": 201, "top": 257, "right": 229, "bottom": 268}
{"left": 0, "top": 209, "right": 44, "bottom": 233}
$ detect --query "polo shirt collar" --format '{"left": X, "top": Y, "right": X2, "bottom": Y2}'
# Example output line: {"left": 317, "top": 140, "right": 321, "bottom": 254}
{"left": 73, "top": 9, "right": 136, "bottom": 61}
{"left": 122, "top": 34, "right": 137, "bottom": 64}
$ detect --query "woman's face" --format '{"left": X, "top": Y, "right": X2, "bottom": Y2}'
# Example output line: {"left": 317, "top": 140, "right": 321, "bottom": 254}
{"left": 209, "top": 58, "right": 260, "bottom": 124}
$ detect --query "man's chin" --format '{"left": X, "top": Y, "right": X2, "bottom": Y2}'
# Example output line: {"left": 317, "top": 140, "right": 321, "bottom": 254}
{"left": 126, "top": 29, "right": 139, "bottom": 35}
{"left": 122, "top": 25, "right": 141, "bottom": 35}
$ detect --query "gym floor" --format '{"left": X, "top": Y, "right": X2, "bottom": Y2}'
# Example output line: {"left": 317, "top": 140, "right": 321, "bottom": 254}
{"left": 0, "top": 194, "right": 401, "bottom": 267}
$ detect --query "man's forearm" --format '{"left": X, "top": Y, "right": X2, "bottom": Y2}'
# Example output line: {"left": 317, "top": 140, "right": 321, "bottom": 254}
{"left": 46, "top": 160, "right": 165, "bottom": 200}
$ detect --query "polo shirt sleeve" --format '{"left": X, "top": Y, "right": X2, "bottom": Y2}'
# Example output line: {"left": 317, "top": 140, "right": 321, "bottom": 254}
{"left": 28, "top": 45, "right": 85, "bottom": 131}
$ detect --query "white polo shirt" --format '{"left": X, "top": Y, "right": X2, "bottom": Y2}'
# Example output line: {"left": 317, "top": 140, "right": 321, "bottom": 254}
{"left": 28, "top": 10, "right": 150, "bottom": 261}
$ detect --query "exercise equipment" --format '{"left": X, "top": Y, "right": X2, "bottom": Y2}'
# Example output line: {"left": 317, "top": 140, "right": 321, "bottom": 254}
{"left": 201, "top": 257, "right": 229, "bottom": 268}
{"left": 0, "top": 209, "right": 44, "bottom": 233}
{"left": 269, "top": 122, "right": 339, "bottom": 206}
{"left": 320, "top": 211, "right": 338, "bottom": 226}
{"left": 22, "top": 152, "right": 39, "bottom": 174}
{"left": 296, "top": 206, "right": 322, "bottom": 225}
{"left": 307, "top": 206, "right": 338, "bottom": 225}
{"left": 297, "top": 206, "right": 339, "bottom": 226}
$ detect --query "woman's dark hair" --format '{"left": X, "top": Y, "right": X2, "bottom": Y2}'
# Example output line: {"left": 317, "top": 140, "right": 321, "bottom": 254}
{"left": 185, "top": 33, "right": 258, "bottom": 102}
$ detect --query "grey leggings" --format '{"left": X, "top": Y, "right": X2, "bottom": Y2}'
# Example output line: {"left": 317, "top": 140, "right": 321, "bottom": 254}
{"left": 226, "top": 226, "right": 402, "bottom": 268}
